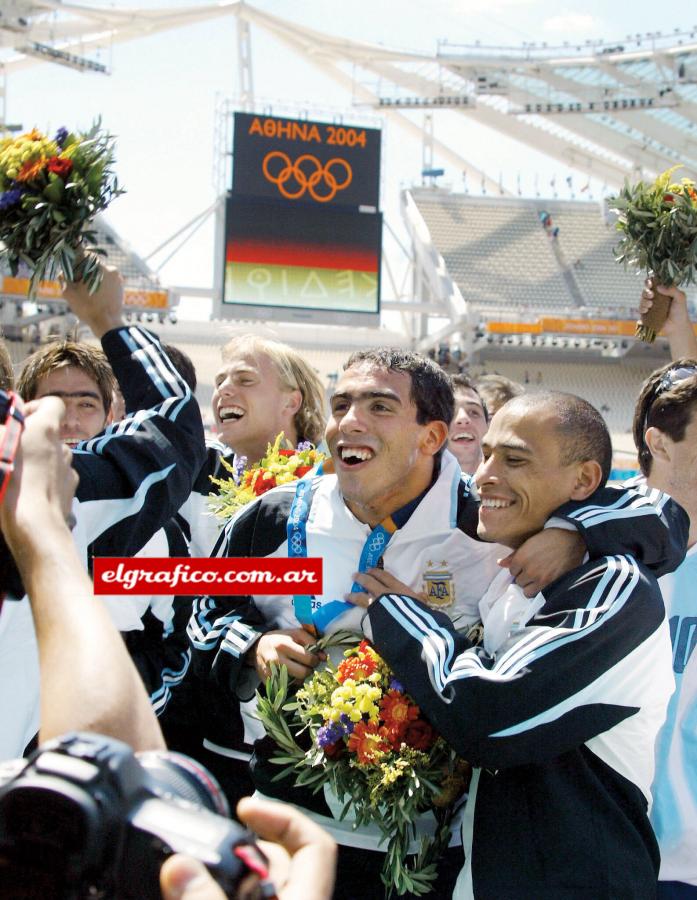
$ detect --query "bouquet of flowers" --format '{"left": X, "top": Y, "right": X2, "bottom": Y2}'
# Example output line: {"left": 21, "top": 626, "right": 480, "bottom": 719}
{"left": 609, "top": 165, "right": 697, "bottom": 341}
{"left": 0, "top": 120, "right": 124, "bottom": 299}
{"left": 208, "top": 432, "right": 326, "bottom": 519}
{"left": 257, "top": 634, "right": 469, "bottom": 896}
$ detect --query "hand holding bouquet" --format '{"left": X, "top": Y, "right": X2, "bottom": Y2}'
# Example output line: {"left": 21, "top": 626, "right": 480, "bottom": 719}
{"left": 0, "top": 121, "right": 124, "bottom": 299}
{"left": 610, "top": 166, "right": 697, "bottom": 342}
{"left": 257, "top": 634, "right": 469, "bottom": 896}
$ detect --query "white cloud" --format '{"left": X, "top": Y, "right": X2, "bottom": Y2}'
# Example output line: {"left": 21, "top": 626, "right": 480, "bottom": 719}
{"left": 543, "top": 13, "right": 603, "bottom": 34}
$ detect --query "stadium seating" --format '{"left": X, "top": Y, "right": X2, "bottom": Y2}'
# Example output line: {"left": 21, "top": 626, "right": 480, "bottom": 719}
{"left": 410, "top": 192, "right": 573, "bottom": 313}
{"left": 472, "top": 359, "right": 656, "bottom": 435}
{"left": 409, "top": 189, "right": 645, "bottom": 318}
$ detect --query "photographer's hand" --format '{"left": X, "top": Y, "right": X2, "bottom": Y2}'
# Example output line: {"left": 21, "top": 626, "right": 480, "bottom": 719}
{"left": 159, "top": 797, "right": 336, "bottom": 900}
{"left": 0, "top": 396, "right": 77, "bottom": 536}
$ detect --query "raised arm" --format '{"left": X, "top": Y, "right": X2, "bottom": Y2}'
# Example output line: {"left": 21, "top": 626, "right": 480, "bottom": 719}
{"left": 63, "top": 267, "right": 206, "bottom": 557}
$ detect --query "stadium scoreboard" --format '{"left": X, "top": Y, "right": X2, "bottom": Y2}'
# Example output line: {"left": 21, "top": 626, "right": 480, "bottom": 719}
{"left": 217, "top": 112, "right": 382, "bottom": 326}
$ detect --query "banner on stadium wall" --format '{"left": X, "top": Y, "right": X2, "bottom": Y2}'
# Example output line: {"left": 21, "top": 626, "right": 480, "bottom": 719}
{"left": 485, "top": 317, "right": 696, "bottom": 337}
{"left": 1, "top": 276, "right": 169, "bottom": 310}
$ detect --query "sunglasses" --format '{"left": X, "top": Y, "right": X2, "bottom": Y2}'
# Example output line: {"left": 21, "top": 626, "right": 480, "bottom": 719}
{"left": 642, "top": 363, "right": 697, "bottom": 440}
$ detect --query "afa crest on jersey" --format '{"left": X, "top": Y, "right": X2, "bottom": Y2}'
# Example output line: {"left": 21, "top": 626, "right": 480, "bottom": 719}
{"left": 422, "top": 561, "right": 455, "bottom": 609}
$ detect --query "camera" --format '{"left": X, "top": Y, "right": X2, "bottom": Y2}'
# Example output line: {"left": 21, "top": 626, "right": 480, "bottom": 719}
{"left": 0, "top": 732, "right": 270, "bottom": 899}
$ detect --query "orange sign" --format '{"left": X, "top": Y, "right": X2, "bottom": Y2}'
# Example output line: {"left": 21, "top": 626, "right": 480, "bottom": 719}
{"left": 1, "top": 276, "right": 169, "bottom": 310}
{"left": 486, "top": 317, "right": 695, "bottom": 337}
{"left": 123, "top": 289, "right": 168, "bottom": 310}
{"left": 540, "top": 317, "right": 637, "bottom": 336}
{"left": 2, "top": 276, "right": 62, "bottom": 298}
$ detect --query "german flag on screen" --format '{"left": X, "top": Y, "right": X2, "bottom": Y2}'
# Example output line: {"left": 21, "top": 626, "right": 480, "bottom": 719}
{"left": 223, "top": 195, "right": 381, "bottom": 313}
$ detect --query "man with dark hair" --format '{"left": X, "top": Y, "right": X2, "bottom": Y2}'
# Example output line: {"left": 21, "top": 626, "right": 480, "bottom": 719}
{"left": 351, "top": 391, "right": 686, "bottom": 899}
{"left": 188, "top": 352, "right": 683, "bottom": 899}
{"left": 632, "top": 356, "right": 697, "bottom": 899}
{"left": 632, "top": 357, "right": 697, "bottom": 480}
{"left": 448, "top": 374, "right": 489, "bottom": 475}
{"left": 161, "top": 343, "right": 197, "bottom": 394}
{"left": 18, "top": 341, "right": 116, "bottom": 447}
{"left": 344, "top": 348, "right": 454, "bottom": 433}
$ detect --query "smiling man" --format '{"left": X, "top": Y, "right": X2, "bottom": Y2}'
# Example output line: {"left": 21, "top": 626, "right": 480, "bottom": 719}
{"left": 448, "top": 374, "right": 489, "bottom": 475}
{"left": 176, "top": 334, "right": 326, "bottom": 560}
{"left": 353, "top": 391, "right": 687, "bottom": 899}
{"left": 188, "top": 355, "right": 684, "bottom": 900}
{"left": 212, "top": 334, "right": 325, "bottom": 466}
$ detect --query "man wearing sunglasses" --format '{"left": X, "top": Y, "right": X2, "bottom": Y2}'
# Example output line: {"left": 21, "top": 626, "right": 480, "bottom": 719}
{"left": 633, "top": 355, "right": 697, "bottom": 900}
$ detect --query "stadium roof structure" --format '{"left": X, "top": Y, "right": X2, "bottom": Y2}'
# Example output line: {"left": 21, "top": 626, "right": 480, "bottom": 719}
{"left": 3, "top": 3, "right": 697, "bottom": 346}
{"left": 4, "top": 3, "right": 697, "bottom": 191}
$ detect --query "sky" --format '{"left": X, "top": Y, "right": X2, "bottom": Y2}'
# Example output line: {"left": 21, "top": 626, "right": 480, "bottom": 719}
{"left": 4, "top": 0, "right": 697, "bottom": 318}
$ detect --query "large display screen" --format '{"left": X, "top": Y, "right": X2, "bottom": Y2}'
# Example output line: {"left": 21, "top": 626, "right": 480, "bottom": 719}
{"left": 222, "top": 194, "right": 381, "bottom": 316}
{"left": 232, "top": 112, "right": 381, "bottom": 209}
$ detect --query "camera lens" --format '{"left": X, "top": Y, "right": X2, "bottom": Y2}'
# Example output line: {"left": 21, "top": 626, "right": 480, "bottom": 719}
{"left": 137, "top": 751, "right": 230, "bottom": 817}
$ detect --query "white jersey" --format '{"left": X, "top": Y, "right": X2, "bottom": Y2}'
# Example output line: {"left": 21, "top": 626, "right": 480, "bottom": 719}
{"left": 651, "top": 542, "right": 697, "bottom": 885}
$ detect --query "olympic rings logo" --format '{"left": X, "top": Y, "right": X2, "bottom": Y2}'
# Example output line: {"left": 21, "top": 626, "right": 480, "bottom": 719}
{"left": 368, "top": 534, "right": 385, "bottom": 552}
{"left": 262, "top": 152, "right": 353, "bottom": 202}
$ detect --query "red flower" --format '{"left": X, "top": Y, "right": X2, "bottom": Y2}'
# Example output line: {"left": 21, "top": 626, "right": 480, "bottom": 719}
{"left": 323, "top": 741, "right": 344, "bottom": 760}
{"left": 279, "top": 449, "right": 295, "bottom": 457}
{"left": 295, "top": 465, "right": 312, "bottom": 477}
{"left": 380, "top": 691, "right": 419, "bottom": 737}
{"left": 404, "top": 719, "right": 436, "bottom": 751}
{"left": 348, "top": 721, "right": 390, "bottom": 764}
{"left": 252, "top": 472, "right": 276, "bottom": 495}
{"left": 337, "top": 653, "right": 377, "bottom": 683}
{"left": 47, "top": 157, "right": 73, "bottom": 179}
{"left": 663, "top": 193, "right": 675, "bottom": 203}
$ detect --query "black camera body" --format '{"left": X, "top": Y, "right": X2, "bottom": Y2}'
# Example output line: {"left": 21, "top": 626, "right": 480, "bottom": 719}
{"left": 0, "top": 732, "right": 267, "bottom": 899}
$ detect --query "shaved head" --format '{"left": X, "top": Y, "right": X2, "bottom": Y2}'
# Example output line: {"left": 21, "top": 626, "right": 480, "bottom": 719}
{"left": 502, "top": 392, "right": 612, "bottom": 488}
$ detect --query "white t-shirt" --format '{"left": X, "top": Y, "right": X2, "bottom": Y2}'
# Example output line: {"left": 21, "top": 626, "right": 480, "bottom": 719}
{"left": 0, "top": 598, "right": 40, "bottom": 760}
{"left": 651, "top": 542, "right": 697, "bottom": 885}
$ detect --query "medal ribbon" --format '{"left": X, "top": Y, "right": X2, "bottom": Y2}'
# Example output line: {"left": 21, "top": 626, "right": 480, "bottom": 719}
{"left": 287, "top": 477, "right": 397, "bottom": 634}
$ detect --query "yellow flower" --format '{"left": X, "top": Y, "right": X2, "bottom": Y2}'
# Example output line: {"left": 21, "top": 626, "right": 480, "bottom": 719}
{"left": 654, "top": 165, "right": 683, "bottom": 193}
{"left": 330, "top": 682, "right": 381, "bottom": 723}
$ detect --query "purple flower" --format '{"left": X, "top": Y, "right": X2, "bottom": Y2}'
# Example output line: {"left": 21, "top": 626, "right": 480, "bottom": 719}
{"left": 0, "top": 188, "right": 23, "bottom": 211}
{"left": 54, "top": 127, "right": 69, "bottom": 147}
{"left": 232, "top": 455, "right": 247, "bottom": 483}
{"left": 317, "top": 721, "right": 345, "bottom": 748}
{"left": 389, "top": 677, "right": 404, "bottom": 693}
{"left": 296, "top": 441, "right": 313, "bottom": 452}
{"left": 339, "top": 713, "right": 354, "bottom": 734}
